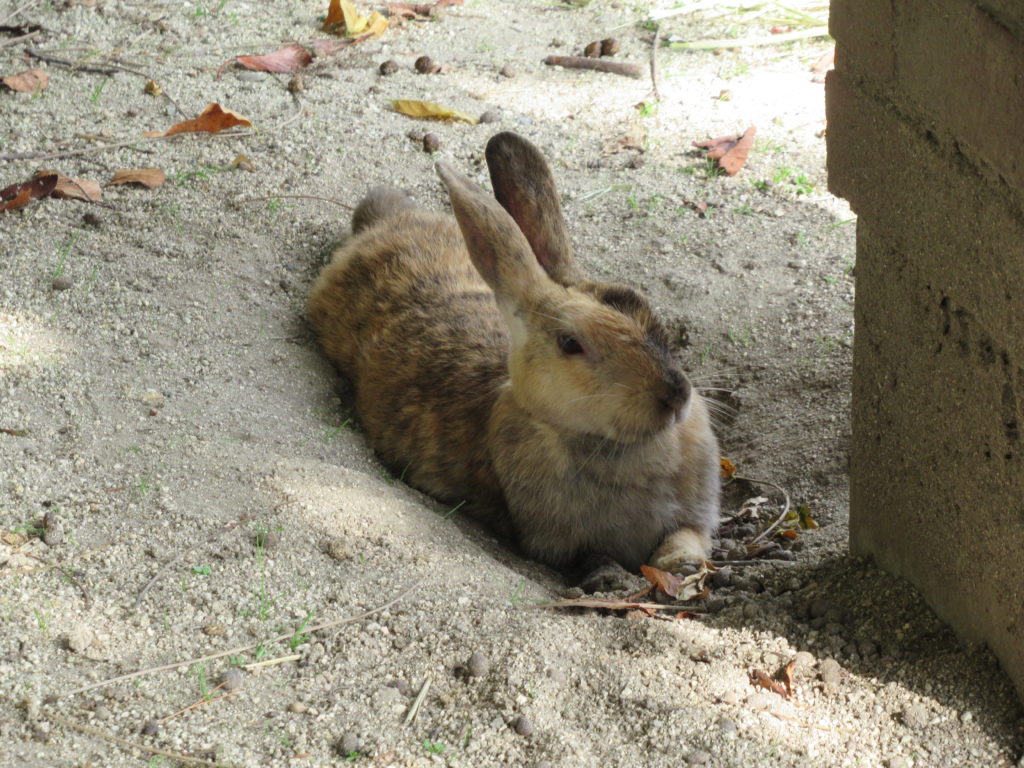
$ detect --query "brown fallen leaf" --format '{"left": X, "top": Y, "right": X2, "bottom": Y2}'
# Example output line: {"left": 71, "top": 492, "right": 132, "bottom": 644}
{"left": 693, "top": 125, "right": 757, "bottom": 176}
{"left": 386, "top": 0, "right": 463, "bottom": 18}
{"left": 42, "top": 172, "right": 102, "bottom": 203}
{"left": 233, "top": 44, "right": 312, "bottom": 75}
{"left": 108, "top": 169, "right": 166, "bottom": 189}
{"left": 2, "top": 68, "right": 48, "bottom": 93}
{"left": 0, "top": 428, "right": 29, "bottom": 436}
{"left": 777, "top": 659, "right": 796, "bottom": 699}
{"left": 0, "top": 173, "right": 58, "bottom": 213}
{"left": 750, "top": 668, "right": 788, "bottom": 698}
{"left": 720, "top": 457, "right": 737, "bottom": 479}
{"left": 324, "top": 0, "right": 389, "bottom": 39}
{"left": 392, "top": 99, "right": 477, "bottom": 124}
{"left": 144, "top": 103, "right": 252, "bottom": 138}
{"left": 779, "top": 529, "right": 799, "bottom": 540}
{"left": 640, "top": 564, "right": 681, "bottom": 598}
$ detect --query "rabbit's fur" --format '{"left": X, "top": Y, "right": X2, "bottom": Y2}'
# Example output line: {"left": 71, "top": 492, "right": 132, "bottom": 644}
{"left": 308, "top": 132, "right": 719, "bottom": 583}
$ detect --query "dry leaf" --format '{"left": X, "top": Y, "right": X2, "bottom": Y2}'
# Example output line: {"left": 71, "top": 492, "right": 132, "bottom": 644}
{"left": 720, "top": 457, "right": 736, "bottom": 479}
{"left": 386, "top": 0, "right": 463, "bottom": 17}
{"left": 676, "top": 563, "right": 714, "bottom": 602}
{"left": 2, "top": 68, "right": 48, "bottom": 93}
{"left": 0, "top": 428, "right": 29, "bottom": 437}
{"left": 392, "top": 99, "right": 477, "bottom": 124}
{"left": 778, "top": 659, "right": 796, "bottom": 699}
{"left": 0, "top": 173, "right": 58, "bottom": 213}
{"left": 234, "top": 44, "right": 312, "bottom": 74}
{"left": 144, "top": 103, "right": 251, "bottom": 138}
{"left": 48, "top": 174, "right": 102, "bottom": 202}
{"left": 143, "top": 79, "right": 162, "bottom": 97}
{"left": 640, "top": 564, "right": 681, "bottom": 598}
{"left": 693, "top": 126, "right": 756, "bottom": 176}
{"left": 108, "top": 169, "right": 166, "bottom": 189}
{"left": 324, "top": 0, "right": 389, "bottom": 39}
{"left": 750, "top": 668, "right": 788, "bottom": 698}
{"left": 779, "top": 529, "right": 799, "bottom": 540}
{"left": 796, "top": 504, "right": 819, "bottom": 529}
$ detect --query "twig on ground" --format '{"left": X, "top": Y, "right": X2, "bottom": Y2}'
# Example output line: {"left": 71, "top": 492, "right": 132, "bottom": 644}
{"left": 233, "top": 194, "right": 353, "bottom": 209}
{"left": 649, "top": 23, "right": 661, "bottom": 101}
{"left": 736, "top": 475, "right": 792, "bottom": 545}
{"left": 544, "top": 55, "right": 643, "bottom": 79}
{"left": 47, "top": 714, "right": 225, "bottom": 767}
{"left": 51, "top": 581, "right": 422, "bottom": 701}
{"left": 131, "top": 516, "right": 250, "bottom": 612}
{"left": 0, "top": 30, "right": 41, "bottom": 48}
{"left": 403, "top": 675, "right": 432, "bottom": 725}
{"left": 668, "top": 27, "right": 830, "bottom": 50}
{"left": 1, "top": 0, "right": 41, "bottom": 26}
{"left": 710, "top": 559, "right": 796, "bottom": 567}
{"left": 26, "top": 47, "right": 121, "bottom": 75}
{"left": 241, "top": 654, "right": 301, "bottom": 670}
{"left": 159, "top": 682, "right": 237, "bottom": 724}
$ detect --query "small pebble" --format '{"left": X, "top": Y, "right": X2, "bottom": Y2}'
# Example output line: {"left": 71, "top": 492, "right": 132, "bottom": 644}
{"left": 141, "top": 720, "right": 160, "bottom": 736}
{"left": 719, "top": 690, "right": 740, "bottom": 706}
{"left": 499, "top": 64, "right": 516, "bottom": 78}
{"left": 415, "top": 55, "right": 441, "bottom": 74}
{"left": 685, "top": 748, "right": 710, "bottom": 765}
{"left": 289, "top": 701, "right": 308, "bottom": 714}
{"left": 387, "top": 678, "right": 410, "bottom": 695}
{"left": 901, "top": 702, "right": 930, "bottom": 730}
{"left": 818, "top": 657, "right": 843, "bottom": 686}
{"left": 512, "top": 715, "right": 533, "bottom": 736}
{"left": 600, "top": 38, "right": 620, "bottom": 56}
{"left": 467, "top": 651, "right": 489, "bottom": 678}
{"left": 747, "top": 692, "right": 774, "bottom": 710}
{"left": 884, "top": 758, "right": 910, "bottom": 768}
{"left": 423, "top": 133, "right": 441, "bottom": 153}
{"left": 378, "top": 59, "right": 399, "bottom": 75}
{"left": 52, "top": 276, "right": 73, "bottom": 291}
{"left": 325, "top": 538, "right": 350, "bottom": 560}
{"left": 774, "top": 550, "right": 797, "bottom": 561}
{"left": 338, "top": 732, "right": 362, "bottom": 755}
{"left": 478, "top": 109, "right": 501, "bottom": 124}
{"left": 82, "top": 212, "right": 102, "bottom": 228}
{"left": 287, "top": 75, "right": 305, "bottom": 92}
{"left": 67, "top": 624, "right": 95, "bottom": 654}
{"left": 202, "top": 623, "right": 226, "bottom": 637}
{"left": 583, "top": 41, "right": 601, "bottom": 58}
{"left": 716, "top": 716, "right": 738, "bottom": 736}
{"left": 221, "top": 668, "right": 244, "bottom": 693}
{"left": 787, "top": 259, "right": 808, "bottom": 269}
{"left": 793, "top": 650, "right": 816, "bottom": 669}
{"left": 960, "top": 710, "right": 973, "bottom": 723}
{"left": 92, "top": 704, "right": 111, "bottom": 720}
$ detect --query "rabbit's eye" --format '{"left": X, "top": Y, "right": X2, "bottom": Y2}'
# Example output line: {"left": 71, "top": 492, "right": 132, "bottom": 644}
{"left": 557, "top": 334, "right": 584, "bottom": 356}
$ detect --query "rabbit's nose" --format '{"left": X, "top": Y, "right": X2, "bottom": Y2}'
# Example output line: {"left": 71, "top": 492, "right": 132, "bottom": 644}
{"left": 658, "top": 369, "right": 691, "bottom": 415}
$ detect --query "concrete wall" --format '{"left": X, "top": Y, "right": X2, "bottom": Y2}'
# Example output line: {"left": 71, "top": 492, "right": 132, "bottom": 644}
{"left": 826, "top": 0, "right": 1024, "bottom": 700}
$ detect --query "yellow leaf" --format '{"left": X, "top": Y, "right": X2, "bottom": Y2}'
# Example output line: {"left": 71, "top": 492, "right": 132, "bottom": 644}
{"left": 719, "top": 457, "right": 736, "bottom": 479}
{"left": 341, "top": 0, "right": 367, "bottom": 34}
{"left": 392, "top": 99, "right": 478, "bottom": 125}
{"left": 363, "top": 11, "right": 389, "bottom": 38}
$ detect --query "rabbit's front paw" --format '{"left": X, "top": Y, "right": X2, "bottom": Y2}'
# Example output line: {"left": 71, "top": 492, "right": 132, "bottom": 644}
{"left": 650, "top": 527, "right": 710, "bottom": 573}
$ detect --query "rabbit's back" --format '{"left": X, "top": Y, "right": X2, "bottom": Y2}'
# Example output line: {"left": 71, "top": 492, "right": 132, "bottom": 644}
{"left": 308, "top": 209, "right": 508, "bottom": 508}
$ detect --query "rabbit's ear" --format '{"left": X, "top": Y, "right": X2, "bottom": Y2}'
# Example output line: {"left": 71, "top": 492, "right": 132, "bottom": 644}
{"left": 436, "top": 159, "right": 548, "bottom": 301}
{"left": 485, "top": 132, "right": 580, "bottom": 286}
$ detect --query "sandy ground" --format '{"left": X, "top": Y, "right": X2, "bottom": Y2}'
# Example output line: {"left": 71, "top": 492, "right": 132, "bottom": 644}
{"left": 1, "top": 1, "right": 1022, "bottom": 767}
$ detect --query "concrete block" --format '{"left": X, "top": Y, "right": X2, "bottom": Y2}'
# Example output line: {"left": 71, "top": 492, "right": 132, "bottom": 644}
{"left": 829, "top": 0, "right": 896, "bottom": 84}
{"left": 827, "top": 70, "right": 1024, "bottom": 701}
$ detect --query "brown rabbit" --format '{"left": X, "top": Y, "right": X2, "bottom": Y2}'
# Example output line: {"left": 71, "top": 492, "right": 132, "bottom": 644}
{"left": 308, "top": 132, "right": 719, "bottom": 588}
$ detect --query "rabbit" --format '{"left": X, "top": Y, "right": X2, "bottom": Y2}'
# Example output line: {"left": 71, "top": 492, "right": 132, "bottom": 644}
{"left": 308, "top": 131, "right": 720, "bottom": 589}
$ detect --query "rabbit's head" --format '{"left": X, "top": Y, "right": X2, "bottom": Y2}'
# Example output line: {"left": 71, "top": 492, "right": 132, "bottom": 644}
{"left": 437, "top": 132, "right": 692, "bottom": 445}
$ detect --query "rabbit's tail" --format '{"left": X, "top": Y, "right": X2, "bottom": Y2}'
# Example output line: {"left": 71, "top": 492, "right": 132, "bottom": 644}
{"left": 351, "top": 186, "right": 417, "bottom": 234}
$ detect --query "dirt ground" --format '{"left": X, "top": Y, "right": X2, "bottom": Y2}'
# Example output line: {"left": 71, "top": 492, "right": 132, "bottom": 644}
{"left": 1, "top": 1, "right": 1022, "bottom": 767}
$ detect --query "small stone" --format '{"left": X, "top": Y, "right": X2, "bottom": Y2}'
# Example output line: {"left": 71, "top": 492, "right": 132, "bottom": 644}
{"left": 741, "top": 601, "right": 760, "bottom": 619}
{"left": 960, "top": 710, "right": 973, "bottom": 723}
{"left": 386, "top": 678, "right": 409, "bottom": 695}
{"left": 818, "top": 657, "right": 843, "bottom": 686}
{"left": 93, "top": 704, "right": 111, "bottom": 720}
{"left": 202, "top": 623, "right": 226, "bottom": 637}
{"left": 774, "top": 550, "right": 797, "bottom": 561}
{"left": 901, "top": 702, "right": 930, "bottom": 730}
{"left": 562, "top": 586, "right": 584, "bottom": 599}
{"left": 140, "top": 389, "right": 165, "bottom": 408}
{"left": 583, "top": 41, "right": 601, "bottom": 58}
{"left": 406, "top": 128, "right": 426, "bottom": 143}
{"left": 287, "top": 75, "right": 305, "bottom": 92}
{"left": 793, "top": 651, "right": 815, "bottom": 670}
{"left": 499, "top": 64, "right": 516, "bottom": 78}
{"left": 727, "top": 545, "right": 748, "bottom": 561}
{"left": 141, "top": 720, "right": 160, "bottom": 736}
{"left": 600, "top": 38, "right": 620, "bottom": 56}
{"left": 512, "top": 715, "right": 533, "bottom": 736}
{"left": 42, "top": 514, "right": 63, "bottom": 547}
{"left": 747, "top": 692, "right": 774, "bottom": 710}
{"left": 685, "top": 748, "right": 710, "bottom": 765}
{"left": 414, "top": 55, "right": 440, "bottom": 74}
{"left": 884, "top": 758, "right": 910, "bottom": 768}
{"left": 787, "top": 259, "right": 808, "bottom": 269}
{"left": 716, "top": 716, "right": 738, "bottom": 736}
{"left": 478, "top": 109, "right": 501, "bottom": 124}
{"left": 325, "top": 538, "right": 350, "bottom": 560}
{"left": 338, "top": 732, "right": 362, "bottom": 756}
{"left": 378, "top": 59, "right": 399, "bottom": 75}
{"left": 220, "top": 668, "right": 244, "bottom": 693}
{"left": 82, "top": 212, "right": 102, "bottom": 228}
{"left": 719, "top": 690, "right": 740, "bottom": 706}
{"left": 704, "top": 595, "right": 726, "bottom": 613}
{"left": 289, "top": 701, "right": 308, "bottom": 714}
{"left": 422, "top": 133, "right": 441, "bottom": 153}
{"left": 67, "top": 624, "right": 95, "bottom": 654}
{"left": 467, "top": 651, "right": 490, "bottom": 678}
{"left": 52, "top": 276, "right": 73, "bottom": 291}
